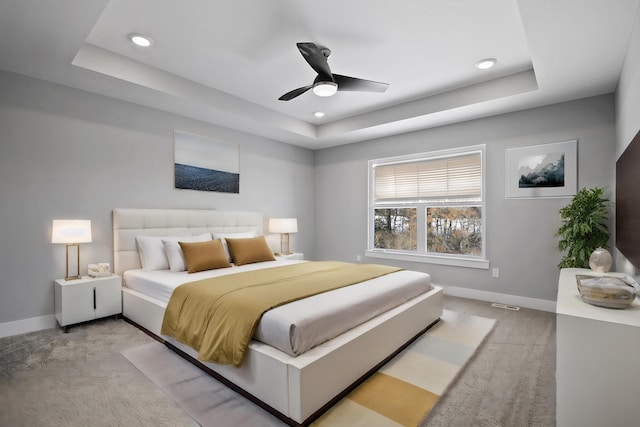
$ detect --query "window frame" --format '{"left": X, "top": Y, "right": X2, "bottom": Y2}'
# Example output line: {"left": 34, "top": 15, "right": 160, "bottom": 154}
{"left": 366, "top": 144, "right": 489, "bottom": 269}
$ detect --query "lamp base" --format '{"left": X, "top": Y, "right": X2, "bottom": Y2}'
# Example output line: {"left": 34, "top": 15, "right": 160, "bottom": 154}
{"left": 280, "top": 233, "right": 291, "bottom": 255}
{"left": 65, "top": 243, "right": 82, "bottom": 281}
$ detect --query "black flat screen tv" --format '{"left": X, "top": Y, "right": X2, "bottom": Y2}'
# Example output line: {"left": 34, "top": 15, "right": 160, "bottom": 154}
{"left": 616, "top": 128, "right": 640, "bottom": 270}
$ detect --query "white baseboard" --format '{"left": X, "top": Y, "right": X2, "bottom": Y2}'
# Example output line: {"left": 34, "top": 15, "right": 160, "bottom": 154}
{"left": 0, "top": 314, "right": 57, "bottom": 339}
{"left": 441, "top": 285, "right": 556, "bottom": 313}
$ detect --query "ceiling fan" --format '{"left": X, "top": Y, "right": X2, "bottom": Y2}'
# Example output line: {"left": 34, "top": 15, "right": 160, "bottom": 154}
{"left": 278, "top": 42, "right": 389, "bottom": 101}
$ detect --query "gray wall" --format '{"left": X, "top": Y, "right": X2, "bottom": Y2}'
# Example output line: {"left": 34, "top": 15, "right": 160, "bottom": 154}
{"left": 615, "top": 8, "right": 640, "bottom": 275}
{"left": 315, "top": 95, "right": 616, "bottom": 302}
{"left": 0, "top": 70, "right": 315, "bottom": 324}
{"left": 2, "top": 43, "right": 632, "bottom": 324}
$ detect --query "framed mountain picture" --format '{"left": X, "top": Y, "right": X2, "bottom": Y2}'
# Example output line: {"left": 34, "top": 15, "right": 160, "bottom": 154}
{"left": 505, "top": 139, "right": 577, "bottom": 199}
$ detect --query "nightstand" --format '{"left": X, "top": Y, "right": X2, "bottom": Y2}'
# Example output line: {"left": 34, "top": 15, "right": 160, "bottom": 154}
{"left": 276, "top": 252, "right": 304, "bottom": 261}
{"left": 54, "top": 275, "right": 122, "bottom": 332}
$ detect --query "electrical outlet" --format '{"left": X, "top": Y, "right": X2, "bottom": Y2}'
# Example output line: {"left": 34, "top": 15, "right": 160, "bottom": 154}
{"left": 356, "top": 255, "right": 362, "bottom": 262}
{"left": 492, "top": 268, "right": 499, "bottom": 278}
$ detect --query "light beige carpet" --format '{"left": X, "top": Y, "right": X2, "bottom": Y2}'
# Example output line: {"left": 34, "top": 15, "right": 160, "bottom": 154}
{"left": 0, "top": 318, "right": 197, "bottom": 427}
{"left": 122, "top": 309, "right": 495, "bottom": 427}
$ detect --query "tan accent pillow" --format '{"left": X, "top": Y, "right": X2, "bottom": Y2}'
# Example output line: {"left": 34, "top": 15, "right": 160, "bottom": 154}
{"left": 179, "top": 239, "right": 232, "bottom": 273}
{"left": 226, "top": 235, "right": 276, "bottom": 266}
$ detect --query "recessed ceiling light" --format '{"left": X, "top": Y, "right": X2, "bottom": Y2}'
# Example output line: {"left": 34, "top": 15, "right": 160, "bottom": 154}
{"left": 128, "top": 33, "right": 153, "bottom": 47}
{"left": 476, "top": 58, "right": 497, "bottom": 70}
{"left": 314, "top": 111, "right": 325, "bottom": 118}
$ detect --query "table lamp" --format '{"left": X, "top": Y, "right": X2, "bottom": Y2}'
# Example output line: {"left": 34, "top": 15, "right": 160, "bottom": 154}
{"left": 269, "top": 218, "right": 298, "bottom": 255}
{"left": 52, "top": 219, "right": 92, "bottom": 280}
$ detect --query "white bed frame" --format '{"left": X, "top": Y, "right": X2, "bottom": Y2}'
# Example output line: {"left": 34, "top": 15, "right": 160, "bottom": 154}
{"left": 113, "top": 208, "right": 443, "bottom": 426}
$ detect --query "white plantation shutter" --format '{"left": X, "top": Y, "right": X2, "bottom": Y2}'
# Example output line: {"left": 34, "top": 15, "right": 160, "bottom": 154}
{"left": 374, "top": 152, "right": 482, "bottom": 202}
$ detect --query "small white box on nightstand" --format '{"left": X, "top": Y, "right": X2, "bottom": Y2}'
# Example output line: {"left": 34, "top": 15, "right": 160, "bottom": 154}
{"left": 54, "top": 275, "right": 122, "bottom": 331}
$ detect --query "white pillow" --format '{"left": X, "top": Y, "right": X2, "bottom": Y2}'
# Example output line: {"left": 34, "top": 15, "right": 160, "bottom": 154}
{"left": 163, "top": 233, "right": 212, "bottom": 272}
{"left": 136, "top": 233, "right": 209, "bottom": 271}
{"left": 211, "top": 231, "right": 257, "bottom": 261}
{"left": 136, "top": 235, "right": 173, "bottom": 271}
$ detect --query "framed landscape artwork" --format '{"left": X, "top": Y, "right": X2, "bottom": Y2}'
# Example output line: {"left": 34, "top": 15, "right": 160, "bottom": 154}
{"left": 174, "top": 130, "right": 239, "bottom": 194}
{"left": 505, "top": 140, "right": 577, "bottom": 199}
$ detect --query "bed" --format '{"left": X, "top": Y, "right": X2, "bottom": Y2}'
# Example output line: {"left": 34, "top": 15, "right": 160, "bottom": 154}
{"left": 114, "top": 208, "right": 443, "bottom": 426}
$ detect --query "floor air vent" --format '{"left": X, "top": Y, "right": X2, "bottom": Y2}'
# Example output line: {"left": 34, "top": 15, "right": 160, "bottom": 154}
{"left": 491, "top": 302, "right": 520, "bottom": 311}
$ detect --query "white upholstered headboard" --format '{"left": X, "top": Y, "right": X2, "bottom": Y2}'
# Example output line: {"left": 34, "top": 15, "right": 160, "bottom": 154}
{"left": 113, "top": 208, "right": 264, "bottom": 275}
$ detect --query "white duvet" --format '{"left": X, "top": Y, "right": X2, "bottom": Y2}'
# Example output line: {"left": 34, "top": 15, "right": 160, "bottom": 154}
{"left": 124, "top": 260, "right": 432, "bottom": 357}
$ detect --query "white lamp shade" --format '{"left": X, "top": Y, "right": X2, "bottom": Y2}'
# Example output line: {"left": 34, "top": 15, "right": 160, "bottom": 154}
{"left": 52, "top": 220, "right": 92, "bottom": 244}
{"left": 269, "top": 218, "right": 298, "bottom": 234}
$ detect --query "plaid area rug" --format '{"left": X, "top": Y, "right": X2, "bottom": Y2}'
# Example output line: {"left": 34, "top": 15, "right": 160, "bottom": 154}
{"left": 122, "top": 309, "right": 495, "bottom": 427}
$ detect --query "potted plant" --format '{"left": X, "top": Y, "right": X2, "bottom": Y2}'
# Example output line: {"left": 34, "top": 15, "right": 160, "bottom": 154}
{"left": 556, "top": 187, "right": 611, "bottom": 269}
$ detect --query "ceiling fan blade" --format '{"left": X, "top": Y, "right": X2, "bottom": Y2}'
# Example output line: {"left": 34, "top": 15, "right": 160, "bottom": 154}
{"left": 296, "top": 42, "right": 333, "bottom": 81}
{"left": 278, "top": 85, "right": 313, "bottom": 101}
{"left": 333, "top": 74, "right": 389, "bottom": 93}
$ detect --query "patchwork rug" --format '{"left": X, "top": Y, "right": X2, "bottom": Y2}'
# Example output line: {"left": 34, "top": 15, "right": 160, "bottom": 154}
{"left": 122, "top": 309, "right": 495, "bottom": 427}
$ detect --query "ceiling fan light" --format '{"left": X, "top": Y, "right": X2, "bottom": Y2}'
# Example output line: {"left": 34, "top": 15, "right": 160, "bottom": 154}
{"left": 313, "top": 81, "right": 338, "bottom": 97}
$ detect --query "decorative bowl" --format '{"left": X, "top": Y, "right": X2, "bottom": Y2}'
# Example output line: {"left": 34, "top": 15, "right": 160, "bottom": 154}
{"left": 575, "top": 274, "right": 637, "bottom": 309}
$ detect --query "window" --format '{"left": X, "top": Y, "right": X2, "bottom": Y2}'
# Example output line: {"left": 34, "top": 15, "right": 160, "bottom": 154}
{"left": 367, "top": 145, "right": 488, "bottom": 269}
{"left": 374, "top": 208, "right": 417, "bottom": 251}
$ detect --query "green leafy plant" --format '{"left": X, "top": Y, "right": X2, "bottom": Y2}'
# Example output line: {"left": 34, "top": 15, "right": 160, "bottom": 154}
{"left": 556, "top": 187, "right": 610, "bottom": 269}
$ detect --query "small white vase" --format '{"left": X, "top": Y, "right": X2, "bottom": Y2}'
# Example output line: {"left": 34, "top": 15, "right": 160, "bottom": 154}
{"left": 589, "top": 247, "right": 612, "bottom": 273}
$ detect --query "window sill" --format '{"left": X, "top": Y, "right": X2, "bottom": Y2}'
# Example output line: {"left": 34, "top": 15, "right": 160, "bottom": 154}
{"left": 365, "top": 250, "right": 490, "bottom": 269}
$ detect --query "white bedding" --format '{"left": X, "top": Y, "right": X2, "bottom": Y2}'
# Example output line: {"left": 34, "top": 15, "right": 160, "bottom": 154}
{"left": 124, "top": 259, "right": 432, "bottom": 357}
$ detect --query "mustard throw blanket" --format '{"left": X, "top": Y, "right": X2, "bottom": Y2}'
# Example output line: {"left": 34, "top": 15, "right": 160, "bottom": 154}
{"left": 161, "top": 261, "right": 402, "bottom": 367}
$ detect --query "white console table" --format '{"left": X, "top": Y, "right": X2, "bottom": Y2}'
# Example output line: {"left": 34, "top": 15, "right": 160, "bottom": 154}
{"left": 556, "top": 268, "right": 640, "bottom": 427}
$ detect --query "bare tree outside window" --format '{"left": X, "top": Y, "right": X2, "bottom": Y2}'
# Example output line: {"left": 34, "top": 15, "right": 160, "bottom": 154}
{"left": 374, "top": 208, "right": 417, "bottom": 251}
{"left": 427, "top": 207, "right": 482, "bottom": 255}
